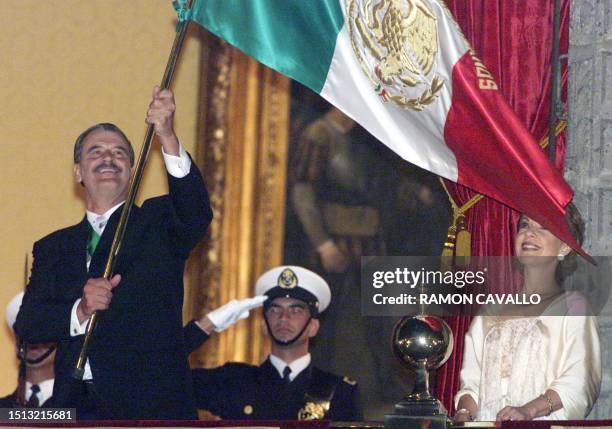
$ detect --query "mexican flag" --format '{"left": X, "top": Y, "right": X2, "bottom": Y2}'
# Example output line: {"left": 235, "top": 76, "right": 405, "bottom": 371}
{"left": 190, "top": 0, "right": 585, "bottom": 255}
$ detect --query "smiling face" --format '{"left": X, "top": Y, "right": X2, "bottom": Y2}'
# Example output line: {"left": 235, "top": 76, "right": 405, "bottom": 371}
{"left": 74, "top": 129, "right": 133, "bottom": 209}
{"left": 515, "top": 215, "right": 571, "bottom": 266}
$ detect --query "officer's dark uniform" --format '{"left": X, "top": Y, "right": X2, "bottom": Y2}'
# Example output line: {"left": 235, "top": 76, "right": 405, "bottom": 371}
{"left": 0, "top": 390, "right": 53, "bottom": 408}
{"left": 0, "top": 391, "right": 18, "bottom": 408}
{"left": 4, "top": 292, "right": 55, "bottom": 410}
{"left": 184, "top": 322, "right": 361, "bottom": 421}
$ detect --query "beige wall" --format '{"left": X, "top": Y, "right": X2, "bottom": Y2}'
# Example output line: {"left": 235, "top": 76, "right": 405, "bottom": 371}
{"left": 0, "top": 1, "right": 202, "bottom": 395}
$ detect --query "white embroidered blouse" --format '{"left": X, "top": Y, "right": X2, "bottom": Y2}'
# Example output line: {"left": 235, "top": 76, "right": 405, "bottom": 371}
{"left": 454, "top": 292, "right": 601, "bottom": 420}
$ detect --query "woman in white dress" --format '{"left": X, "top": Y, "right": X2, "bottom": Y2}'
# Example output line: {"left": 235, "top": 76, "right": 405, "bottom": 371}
{"left": 453, "top": 204, "right": 601, "bottom": 421}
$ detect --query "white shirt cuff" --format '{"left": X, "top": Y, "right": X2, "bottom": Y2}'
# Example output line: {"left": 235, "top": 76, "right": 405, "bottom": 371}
{"left": 162, "top": 143, "right": 191, "bottom": 178}
{"left": 70, "top": 299, "right": 89, "bottom": 336}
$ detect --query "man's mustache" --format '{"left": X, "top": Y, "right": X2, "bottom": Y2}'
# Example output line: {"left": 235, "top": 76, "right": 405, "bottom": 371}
{"left": 95, "top": 162, "right": 122, "bottom": 173}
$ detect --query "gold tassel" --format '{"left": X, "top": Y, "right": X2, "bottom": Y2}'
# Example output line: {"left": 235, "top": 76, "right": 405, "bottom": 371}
{"left": 437, "top": 121, "right": 565, "bottom": 272}
{"left": 455, "top": 214, "right": 471, "bottom": 266}
{"left": 441, "top": 224, "right": 456, "bottom": 272}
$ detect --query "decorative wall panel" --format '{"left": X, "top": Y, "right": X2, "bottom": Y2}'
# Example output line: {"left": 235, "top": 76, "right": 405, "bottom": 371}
{"left": 189, "top": 36, "right": 290, "bottom": 369}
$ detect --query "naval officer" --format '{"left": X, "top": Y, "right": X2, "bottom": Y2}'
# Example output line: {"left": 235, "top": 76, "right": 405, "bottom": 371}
{"left": 185, "top": 265, "right": 362, "bottom": 420}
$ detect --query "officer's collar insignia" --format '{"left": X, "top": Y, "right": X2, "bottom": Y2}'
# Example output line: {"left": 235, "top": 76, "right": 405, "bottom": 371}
{"left": 297, "top": 401, "right": 330, "bottom": 420}
{"left": 278, "top": 268, "right": 298, "bottom": 289}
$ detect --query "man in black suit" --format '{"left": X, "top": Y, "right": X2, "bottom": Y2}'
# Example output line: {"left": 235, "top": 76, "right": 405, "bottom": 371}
{"left": 14, "top": 86, "right": 212, "bottom": 420}
{"left": 184, "top": 265, "right": 362, "bottom": 421}
{"left": 1, "top": 292, "right": 55, "bottom": 408}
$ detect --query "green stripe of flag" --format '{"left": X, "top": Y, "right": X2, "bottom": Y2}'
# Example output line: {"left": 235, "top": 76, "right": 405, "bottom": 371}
{"left": 191, "top": 0, "right": 344, "bottom": 92}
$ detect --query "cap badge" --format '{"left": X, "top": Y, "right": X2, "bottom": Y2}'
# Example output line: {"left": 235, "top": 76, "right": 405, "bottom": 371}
{"left": 277, "top": 268, "right": 298, "bottom": 289}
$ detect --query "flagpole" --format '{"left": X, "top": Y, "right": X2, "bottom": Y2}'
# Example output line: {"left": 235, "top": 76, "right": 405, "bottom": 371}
{"left": 548, "top": 0, "right": 562, "bottom": 162}
{"left": 73, "top": 0, "right": 194, "bottom": 379}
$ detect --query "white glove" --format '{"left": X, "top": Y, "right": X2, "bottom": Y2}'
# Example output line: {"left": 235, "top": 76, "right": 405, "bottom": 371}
{"left": 206, "top": 295, "right": 268, "bottom": 332}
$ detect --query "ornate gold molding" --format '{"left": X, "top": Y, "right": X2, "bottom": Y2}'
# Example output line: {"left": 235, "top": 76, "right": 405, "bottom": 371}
{"left": 190, "top": 36, "right": 290, "bottom": 367}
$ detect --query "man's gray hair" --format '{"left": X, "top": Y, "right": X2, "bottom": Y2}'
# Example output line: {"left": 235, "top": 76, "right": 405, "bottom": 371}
{"left": 73, "top": 123, "right": 135, "bottom": 166}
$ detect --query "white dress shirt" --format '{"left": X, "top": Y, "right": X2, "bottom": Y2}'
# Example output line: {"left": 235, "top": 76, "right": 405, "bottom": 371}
{"left": 25, "top": 379, "right": 54, "bottom": 406}
{"left": 69, "top": 144, "right": 191, "bottom": 380}
{"left": 269, "top": 353, "right": 311, "bottom": 382}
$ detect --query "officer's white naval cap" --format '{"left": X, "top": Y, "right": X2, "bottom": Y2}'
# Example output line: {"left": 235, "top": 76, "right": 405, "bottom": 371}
{"left": 255, "top": 266, "right": 331, "bottom": 315}
{"left": 6, "top": 292, "right": 24, "bottom": 332}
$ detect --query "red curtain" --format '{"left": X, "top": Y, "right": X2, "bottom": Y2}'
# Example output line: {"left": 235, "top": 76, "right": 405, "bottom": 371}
{"left": 434, "top": 0, "right": 570, "bottom": 413}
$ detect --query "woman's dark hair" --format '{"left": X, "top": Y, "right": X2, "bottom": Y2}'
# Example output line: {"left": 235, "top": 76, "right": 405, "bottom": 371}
{"left": 557, "top": 202, "right": 585, "bottom": 284}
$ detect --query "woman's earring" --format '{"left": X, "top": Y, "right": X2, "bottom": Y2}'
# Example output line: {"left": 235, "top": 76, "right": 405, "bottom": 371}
{"left": 557, "top": 253, "right": 565, "bottom": 261}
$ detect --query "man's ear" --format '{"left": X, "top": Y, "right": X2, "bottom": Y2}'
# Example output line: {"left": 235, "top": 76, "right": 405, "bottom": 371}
{"left": 307, "top": 318, "right": 320, "bottom": 338}
{"left": 74, "top": 164, "right": 82, "bottom": 184}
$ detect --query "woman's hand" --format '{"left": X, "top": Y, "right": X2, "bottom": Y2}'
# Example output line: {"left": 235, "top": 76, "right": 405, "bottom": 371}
{"left": 453, "top": 409, "right": 473, "bottom": 423}
{"left": 454, "top": 395, "right": 478, "bottom": 423}
{"left": 496, "top": 405, "right": 534, "bottom": 421}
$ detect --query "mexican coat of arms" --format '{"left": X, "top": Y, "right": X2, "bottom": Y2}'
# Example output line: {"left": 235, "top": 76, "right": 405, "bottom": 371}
{"left": 347, "top": 0, "right": 445, "bottom": 111}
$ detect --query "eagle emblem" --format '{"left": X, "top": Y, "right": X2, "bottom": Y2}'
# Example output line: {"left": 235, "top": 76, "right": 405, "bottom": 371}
{"left": 347, "top": 0, "right": 444, "bottom": 111}
{"left": 277, "top": 268, "right": 298, "bottom": 289}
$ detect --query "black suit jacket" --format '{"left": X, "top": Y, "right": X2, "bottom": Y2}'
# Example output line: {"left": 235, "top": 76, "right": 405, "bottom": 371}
{"left": 15, "top": 164, "right": 212, "bottom": 420}
{"left": 185, "top": 322, "right": 362, "bottom": 421}
{"left": 0, "top": 391, "right": 17, "bottom": 408}
{"left": 0, "top": 389, "right": 53, "bottom": 408}
{"left": 0, "top": 390, "right": 19, "bottom": 408}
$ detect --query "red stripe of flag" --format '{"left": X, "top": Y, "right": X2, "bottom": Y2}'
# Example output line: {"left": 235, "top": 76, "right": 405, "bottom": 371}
{"left": 444, "top": 50, "right": 591, "bottom": 261}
